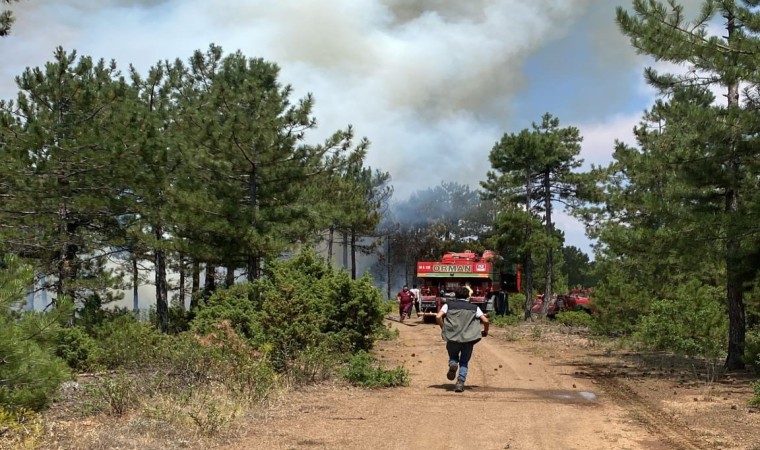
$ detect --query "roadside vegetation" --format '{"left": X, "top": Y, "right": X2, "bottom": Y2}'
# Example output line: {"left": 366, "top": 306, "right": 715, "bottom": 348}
{"left": 0, "top": 251, "right": 406, "bottom": 449}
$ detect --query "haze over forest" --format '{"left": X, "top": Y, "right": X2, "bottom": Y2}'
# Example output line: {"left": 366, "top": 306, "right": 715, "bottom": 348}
{"left": 0, "top": 0, "right": 710, "bottom": 254}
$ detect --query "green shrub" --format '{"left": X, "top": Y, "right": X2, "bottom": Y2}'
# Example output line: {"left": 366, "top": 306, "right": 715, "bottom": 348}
{"left": 205, "top": 328, "right": 277, "bottom": 401}
{"left": 749, "top": 379, "right": 760, "bottom": 406}
{"left": 56, "top": 326, "right": 99, "bottom": 371}
{"left": 90, "top": 314, "right": 165, "bottom": 369}
{"left": 88, "top": 371, "right": 138, "bottom": 416}
{"left": 374, "top": 323, "right": 400, "bottom": 341}
{"left": 0, "top": 256, "right": 71, "bottom": 411}
{"left": 187, "top": 397, "right": 239, "bottom": 437}
{"left": 745, "top": 328, "right": 760, "bottom": 374}
{"left": 556, "top": 310, "right": 594, "bottom": 328}
{"left": 252, "top": 273, "right": 329, "bottom": 369}
{"left": 0, "top": 333, "right": 71, "bottom": 411}
{"left": 590, "top": 260, "right": 655, "bottom": 336}
{"left": 633, "top": 280, "right": 726, "bottom": 359}
{"left": 322, "top": 272, "right": 385, "bottom": 353}
{"left": 190, "top": 283, "right": 262, "bottom": 341}
{"left": 489, "top": 314, "right": 522, "bottom": 327}
{"left": 342, "top": 351, "right": 408, "bottom": 388}
{"left": 187, "top": 249, "right": 386, "bottom": 375}
{"left": 508, "top": 293, "right": 527, "bottom": 316}
{"left": 379, "top": 299, "right": 395, "bottom": 316}
{"left": 167, "top": 303, "right": 193, "bottom": 334}
{"left": 161, "top": 326, "right": 277, "bottom": 402}
{"left": 75, "top": 293, "right": 131, "bottom": 335}
{"left": 286, "top": 343, "right": 338, "bottom": 385}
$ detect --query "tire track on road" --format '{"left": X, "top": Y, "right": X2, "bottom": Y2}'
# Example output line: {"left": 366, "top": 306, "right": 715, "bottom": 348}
{"left": 591, "top": 373, "right": 709, "bottom": 450}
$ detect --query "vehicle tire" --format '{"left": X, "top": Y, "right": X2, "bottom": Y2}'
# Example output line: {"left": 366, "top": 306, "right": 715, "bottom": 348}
{"left": 422, "top": 315, "right": 435, "bottom": 324}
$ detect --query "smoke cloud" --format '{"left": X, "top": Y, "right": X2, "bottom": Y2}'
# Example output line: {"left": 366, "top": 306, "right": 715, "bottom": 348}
{"left": 2, "top": 0, "right": 692, "bottom": 251}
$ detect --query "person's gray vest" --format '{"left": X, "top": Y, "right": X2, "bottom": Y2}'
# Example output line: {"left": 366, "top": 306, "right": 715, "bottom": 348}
{"left": 442, "top": 300, "right": 482, "bottom": 344}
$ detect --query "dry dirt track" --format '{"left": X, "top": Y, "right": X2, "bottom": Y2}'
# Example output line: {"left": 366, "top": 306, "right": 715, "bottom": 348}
{"left": 241, "top": 316, "right": 707, "bottom": 450}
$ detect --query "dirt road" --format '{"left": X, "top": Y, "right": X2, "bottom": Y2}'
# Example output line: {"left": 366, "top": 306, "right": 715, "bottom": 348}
{"left": 243, "top": 316, "right": 713, "bottom": 450}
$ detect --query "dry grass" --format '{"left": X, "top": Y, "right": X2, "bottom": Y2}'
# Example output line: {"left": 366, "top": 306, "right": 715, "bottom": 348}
{"left": 38, "top": 376, "right": 281, "bottom": 450}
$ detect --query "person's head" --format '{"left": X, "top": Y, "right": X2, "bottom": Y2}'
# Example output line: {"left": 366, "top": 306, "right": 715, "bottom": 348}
{"left": 402, "top": 285, "right": 408, "bottom": 291}
{"left": 455, "top": 287, "right": 469, "bottom": 299}
{"left": 412, "top": 284, "right": 417, "bottom": 289}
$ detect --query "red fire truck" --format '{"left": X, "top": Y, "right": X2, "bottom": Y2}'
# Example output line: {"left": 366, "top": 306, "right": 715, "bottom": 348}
{"left": 415, "top": 250, "right": 520, "bottom": 321}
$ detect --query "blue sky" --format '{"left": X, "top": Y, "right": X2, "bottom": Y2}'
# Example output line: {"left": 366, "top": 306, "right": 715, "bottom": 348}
{"left": 1, "top": 0, "right": 703, "bottom": 255}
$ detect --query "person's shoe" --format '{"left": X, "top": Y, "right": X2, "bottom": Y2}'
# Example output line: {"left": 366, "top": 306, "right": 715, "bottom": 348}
{"left": 446, "top": 362, "right": 458, "bottom": 381}
{"left": 454, "top": 381, "right": 465, "bottom": 393}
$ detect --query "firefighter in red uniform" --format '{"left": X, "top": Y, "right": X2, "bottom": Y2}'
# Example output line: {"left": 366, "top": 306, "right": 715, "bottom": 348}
{"left": 396, "top": 285, "right": 416, "bottom": 323}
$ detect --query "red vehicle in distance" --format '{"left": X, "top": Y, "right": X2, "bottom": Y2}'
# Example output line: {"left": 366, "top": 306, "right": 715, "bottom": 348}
{"left": 530, "top": 289, "right": 595, "bottom": 318}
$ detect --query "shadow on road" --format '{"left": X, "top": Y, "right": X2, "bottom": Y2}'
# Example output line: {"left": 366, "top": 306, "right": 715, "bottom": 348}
{"left": 426, "top": 384, "right": 599, "bottom": 405}
{"left": 385, "top": 316, "right": 422, "bottom": 326}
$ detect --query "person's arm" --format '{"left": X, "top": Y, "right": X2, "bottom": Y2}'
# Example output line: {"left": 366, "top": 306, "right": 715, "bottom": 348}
{"left": 480, "top": 314, "right": 489, "bottom": 337}
{"left": 436, "top": 304, "right": 447, "bottom": 329}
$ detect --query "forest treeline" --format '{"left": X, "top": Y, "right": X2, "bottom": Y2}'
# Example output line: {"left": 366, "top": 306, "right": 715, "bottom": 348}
{"left": 3, "top": 0, "right": 760, "bottom": 444}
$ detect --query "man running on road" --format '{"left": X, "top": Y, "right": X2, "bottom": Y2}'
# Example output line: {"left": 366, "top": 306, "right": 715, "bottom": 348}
{"left": 436, "top": 287, "right": 489, "bottom": 392}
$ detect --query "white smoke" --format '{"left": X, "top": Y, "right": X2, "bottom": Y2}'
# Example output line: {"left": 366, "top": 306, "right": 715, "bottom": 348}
{"left": 2, "top": 0, "right": 685, "bottom": 252}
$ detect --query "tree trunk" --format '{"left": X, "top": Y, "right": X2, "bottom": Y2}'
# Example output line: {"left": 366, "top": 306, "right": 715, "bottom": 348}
{"left": 132, "top": 255, "right": 139, "bottom": 313}
{"left": 190, "top": 260, "right": 200, "bottom": 310}
{"left": 204, "top": 263, "right": 216, "bottom": 299}
{"left": 342, "top": 231, "right": 349, "bottom": 270}
{"left": 178, "top": 253, "right": 186, "bottom": 310}
{"left": 55, "top": 221, "right": 79, "bottom": 305}
{"left": 246, "top": 255, "right": 259, "bottom": 282}
{"left": 247, "top": 162, "right": 259, "bottom": 282}
{"left": 523, "top": 170, "right": 534, "bottom": 321}
{"left": 327, "top": 225, "right": 335, "bottom": 263}
{"left": 523, "top": 248, "right": 533, "bottom": 321}
{"left": 154, "top": 227, "right": 168, "bottom": 333}
{"left": 541, "top": 170, "right": 554, "bottom": 317}
{"left": 225, "top": 264, "right": 235, "bottom": 287}
{"left": 724, "top": 11, "right": 746, "bottom": 370}
{"left": 351, "top": 228, "right": 357, "bottom": 279}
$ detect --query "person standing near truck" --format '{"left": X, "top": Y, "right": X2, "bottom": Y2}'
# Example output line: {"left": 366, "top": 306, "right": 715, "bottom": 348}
{"left": 410, "top": 284, "right": 421, "bottom": 318}
{"left": 495, "top": 288, "right": 508, "bottom": 316}
{"left": 436, "top": 287, "right": 489, "bottom": 392}
{"left": 396, "top": 285, "right": 415, "bottom": 323}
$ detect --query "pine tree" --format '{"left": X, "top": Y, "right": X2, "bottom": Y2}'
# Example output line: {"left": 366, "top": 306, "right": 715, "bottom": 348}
{"left": 482, "top": 113, "right": 584, "bottom": 319}
{"left": 334, "top": 165, "right": 392, "bottom": 279}
{"left": 169, "top": 45, "right": 368, "bottom": 282}
{"left": 121, "top": 63, "right": 183, "bottom": 332}
{"left": 0, "top": 48, "right": 135, "bottom": 305}
{"left": 616, "top": 0, "right": 760, "bottom": 369}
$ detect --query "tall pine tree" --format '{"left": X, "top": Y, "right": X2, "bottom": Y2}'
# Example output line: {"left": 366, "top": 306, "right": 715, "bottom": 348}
{"left": 482, "top": 113, "right": 584, "bottom": 319}
{"left": 0, "top": 48, "right": 134, "bottom": 305}
{"left": 616, "top": 0, "right": 760, "bottom": 369}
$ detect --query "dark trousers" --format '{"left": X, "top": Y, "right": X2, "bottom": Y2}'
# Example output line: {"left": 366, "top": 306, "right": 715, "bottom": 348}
{"left": 399, "top": 302, "right": 413, "bottom": 319}
{"left": 446, "top": 341, "right": 475, "bottom": 383}
{"left": 495, "top": 293, "right": 507, "bottom": 316}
